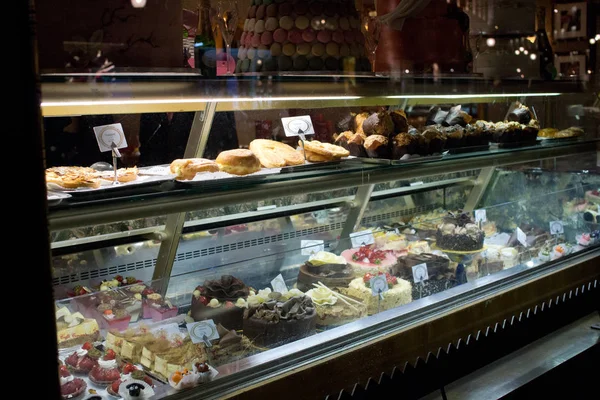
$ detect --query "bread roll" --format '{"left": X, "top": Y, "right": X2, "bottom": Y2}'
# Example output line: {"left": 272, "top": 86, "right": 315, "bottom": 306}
{"left": 249, "top": 139, "right": 305, "bottom": 168}
{"left": 170, "top": 158, "right": 219, "bottom": 180}
{"left": 215, "top": 149, "right": 262, "bottom": 175}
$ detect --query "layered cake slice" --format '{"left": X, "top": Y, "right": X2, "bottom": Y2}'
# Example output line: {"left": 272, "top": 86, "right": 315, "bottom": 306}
{"left": 340, "top": 245, "right": 397, "bottom": 276}
{"left": 340, "top": 273, "right": 412, "bottom": 315}
{"left": 391, "top": 253, "right": 453, "bottom": 299}
{"left": 55, "top": 306, "right": 100, "bottom": 349}
{"left": 305, "top": 285, "right": 366, "bottom": 327}
{"left": 151, "top": 339, "right": 208, "bottom": 380}
{"left": 296, "top": 251, "right": 354, "bottom": 292}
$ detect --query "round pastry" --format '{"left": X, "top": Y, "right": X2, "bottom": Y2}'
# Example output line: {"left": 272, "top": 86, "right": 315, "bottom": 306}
{"left": 59, "top": 365, "right": 87, "bottom": 400}
{"left": 240, "top": 58, "right": 251, "bottom": 72}
{"left": 302, "top": 29, "right": 316, "bottom": 42}
{"left": 339, "top": 17, "right": 350, "bottom": 30}
{"left": 249, "top": 139, "right": 305, "bottom": 168}
{"left": 244, "top": 32, "right": 253, "bottom": 46}
{"left": 169, "top": 158, "right": 219, "bottom": 180}
{"left": 257, "top": 45, "right": 270, "bottom": 59}
{"left": 254, "top": 19, "right": 265, "bottom": 34}
{"left": 266, "top": 3, "right": 278, "bottom": 17}
{"left": 270, "top": 42, "right": 282, "bottom": 56}
{"left": 248, "top": 5, "right": 257, "bottom": 18}
{"left": 273, "top": 28, "right": 288, "bottom": 43}
{"left": 247, "top": 47, "right": 257, "bottom": 60}
{"left": 215, "top": 149, "right": 262, "bottom": 176}
{"left": 265, "top": 17, "right": 279, "bottom": 31}
{"left": 261, "top": 30, "right": 274, "bottom": 46}
{"left": 256, "top": 4, "right": 266, "bottom": 19}
{"left": 251, "top": 33, "right": 262, "bottom": 47}
{"left": 308, "top": 57, "right": 324, "bottom": 70}
{"left": 326, "top": 42, "right": 340, "bottom": 57}
{"left": 279, "top": 16, "right": 294, "bottom": 30}
{"left": 288, "top": 29, "right": 303, "bottom": 44}
{"left": 296, "top": 43, "right": 311, "bottom": 56}
{"left": 332, "top": 30, "right": 345, "bottom": 44}
{"left": 324, "top": 56, "right": 338, "bottom": 70}
{"left": 311, "top": 42, "right": 326, "bottom": 57}
{"left": 282, "top": 43, "right": 296, "bottom": 56}
{"left": 295, "top": 15, "right": 310, "bottom": 30}
{"left": 344, "top": 30, "right": 355, "bottom": 43}
{"left": 88, "top": 350, "right": 120, "bottom": 385}
{"left": 339, "top": 43, "right": 350, "bottom": 57}
{"left": 278, "top": 55, "right": 293, "bottom": 70}
{"left": 299, "top": 140, "right": 350, "bottom": 160}
{"left": 247, "top": 18, "right": 256, "bottom": 32}
{"left": 317, "top": 30, "right": 332, "bottom": 43}
{"left": 325, "top": 17, "right": 339, "bottom": 30}
{"left": 293, "top": 55, "right": 309, "bottom": 70}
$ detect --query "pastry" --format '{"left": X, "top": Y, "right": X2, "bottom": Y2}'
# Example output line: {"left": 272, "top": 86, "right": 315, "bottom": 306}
{"left": 242, "top": 289, "right": 317, "bottom": 347}
{"left": 537, "top": 128, "right": 559, "bottom": 138}
{"left": 108, "top": 366, "right": 153, "bottom": 398}
{"left": 392, "top": 253, "right": 453, "bottom": 299}
{"left": 421, "top": 127, "right": 446, "bottom": 154}
{"left": 56, "top": 306, "right": 100, "bottom": 349}
{"left": 296, "top": 251, "right": 354, "bottom": 292}
{"left": 442, "top": 125, "right": 465, "bottom": 149}
{"left": 249, "top": 139, "right": 305, "bottom": 168}
{"left": 203, "top": 324, "right": 254, "bottom": 367}
{"left": 426, "top": 106, "right": 448, "bottom": 126}
{"left": 340, "top": 273, "right": 412, "bottom": 315}
{"left": 298, "top": 140, "right": 350, "bottom": 159}
{"left": 340, "top": 245, "right": 398, "bottom": 276}
{"left": 88, "top": 349, "right": 121, "bottom": 385}
{"left": 305, "top": 285, "right": 367, "bottom": 327}
{"left": 65, "top": 342, "right": 101, "bottom": 373}
{"left": 443, "top": 105, "right": 472, "bottom": 127}
{"left": 191, "top": 275, "right": 250, "bottom": 330}
{"left": 151, "top": 339, "right": 207, "bottom": 381}
{"left": 436, "top": 211, "right": 485, "bottom": 251}
{"left": 390, "top": 109, "right": 409, "bottom": 133}
{"left": 362, "top": 112, "right": 394, "bottom": 137}
{"left": 142, "top": 289, "right": 178, "bottom": 322}
{"left": 334, "top": 130, "right": 367, "bottom": 157}
{"left": 215, "top": 149, "right": 262, "bottom": 175}
{"left": 363, "top": 134, "right": 390, "bottom": 158}
{"left": 507, "top": 103, "right": 534, "bottom": 124}
{"left": 169, "top": 158, "right": 219, "bottom": 180}
{"left": 168, "top": 361, "right": 213, "bottom": 390}
{"left": 59, "top": 365, "right": 87, "bottom": 400}
{"left": 391, "top": 132, "right": 417, "bottom": 159}
{"left": 46, "top": 166, "right": 101, "bottom": 189}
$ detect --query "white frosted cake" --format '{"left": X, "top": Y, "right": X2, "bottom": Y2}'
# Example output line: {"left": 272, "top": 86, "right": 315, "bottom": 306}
{"left": 341, "top": 273, "right": 412, "bottom": 315}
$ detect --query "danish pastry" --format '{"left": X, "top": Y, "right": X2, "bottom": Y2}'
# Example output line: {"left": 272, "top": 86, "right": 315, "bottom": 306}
{"left": 170, "top": 158, "right": 219, "bottom": 180}
{"left": 249, "top": 139, "right": 305, "bottom": 168}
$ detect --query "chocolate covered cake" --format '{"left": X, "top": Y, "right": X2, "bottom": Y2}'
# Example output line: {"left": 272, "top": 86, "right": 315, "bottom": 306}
{"left": 191, "top": 275, "right": 250, "bottom": 330}
{"left": 435, "top": 212, "right": 485, "bottom": 251}
{"left": 296, "top": 251, "right": 354, "bottom": 292}
{"left": 243, "top": 291, "right": 316, "bottom": 347}
{"left": 391, "top": 253, "right": 453, "bottom": 299}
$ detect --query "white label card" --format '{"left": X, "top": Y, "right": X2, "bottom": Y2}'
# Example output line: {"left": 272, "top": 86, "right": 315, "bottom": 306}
{"left": 517, "top": 227, "right": 528, "bottom": 246}
{"left": 410, "top": 181, "right": 424, "bottom": 186}
{"left": 282, "top": 116, "right": 315, "bottom": 137}
{"left": 93, "top": 123, "right": 128, "bottom": 152}
{"left": 411, "top": 263, "right": 429, "bottom": 282}
{"left": 475, "top": 209, "right": 487, "bottom": 223}
{"left": 301, "top": 240, "right": 325, "bottom": 255}
{"left": 350, "top": 230, "right": 375, "bottom": 248}
{"left": 597, "top": 204, "right": 600, "bottom": 214}
{"left": 186, "top": 320, "right": 220, "bottom": 344}
{"left": 257, "top": 205, "right": 277, "bottom": 211}
{"left": 370, "top": 275, "right": 389, "bottom": 297}
{"left": 271, "top": 274, "right": 288, "bottom": 294}
{"left": 549, "top": 221, "right": 564, "bottom": 235}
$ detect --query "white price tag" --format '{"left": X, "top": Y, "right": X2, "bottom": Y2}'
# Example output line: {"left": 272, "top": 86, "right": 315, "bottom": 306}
{"left": 597, "top": 204, "right": 600, "bottom": 214}
{"left": 301, "top": 240, "right": 325, "bottom": 255}
{"left": 271, "top": 274, "right": 288, "bottom": 294}
{"left": 410, "top": 181, "right": 424, "bottom": 186}
{"left": 516, "top": 227, "right": 528, "bottom": 247}
{"left": 350, "top": 230, "right": 375, "bottom": 248}
{"left": 411, "top": 263, "right": 429, "bottom": 282}
{"left": 282, "top": 115, "right": 315, "bottom": 137}
{"left": 475, "top": 209, "right": 487, "bottom": 223}
{"left": 369, "top": 275, "right": 389, "bottom": 297}
{"left": 549, "top": 221, "right": 564, "bottom": 235}
{"left": 93, "top": 123, "right": 128, "bottom": 152}
{"left": 257, "top": 205, "right": 277, "bottom": 211}
{"left": 186, "top": 319, "right": 220, "bottom": 344}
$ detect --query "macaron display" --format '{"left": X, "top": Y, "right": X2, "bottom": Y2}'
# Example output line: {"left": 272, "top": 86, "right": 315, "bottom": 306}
{"left": 261, "top": 30, "right": 274, "bottom": 46}
{"left": 282, "top": 43, "right": 296, "bottom": 56}
{"left": 295, "top": 16, "right": 310, "bottom": 30}
{"left": 266, "top": 4, "right": 278, "bottom": 17}
{"left": 288, "top": 29, "right": 303, "bottom": 44}
{"left": 317, "top": 30, "right": 332, "bottom": 43}
{"left": 279, "top": 16, "right": 294, "bottom": 30}
{"left": 254, "top": 19, "right": 265, "bottom": 34}
{"left": 265, "top": 17, "right": 279, "bottom": 31}
{"left": 273, "top": 28, "right": 288, "bottom": 43}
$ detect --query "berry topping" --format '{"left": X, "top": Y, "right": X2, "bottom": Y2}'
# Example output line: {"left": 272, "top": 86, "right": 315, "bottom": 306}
{"left": 104, "top": 349, "right": 116, "bottom": 360}
{"left": 142, "top": 288, "right": 154, "bottom": 296}
{"left": 115, "top": 275, "right": 124, "bottom": 282}
{"left": 198, "top": 296, "right": 209, "bottom": 306}
{"left": 352, "top": 245, "right": 387, "bottom": 265}
{"left": 224, "top": 301, "right": 235, "bottom": 309}
{"left": 194, "top": 362, "right": 209, "bottom": 373}
{"left": 111, "top": 379, "right": 122, "bottom": 393}
{"left": 82, "top": 342, "right": 93, "bottom": 350}
{"left": 123, "top": 363, "right": 137, "bottom": 374}
{"left": 362, "top": 272, "right": 398, "bottom": 287}
{"left": 59, "top": 365, "right": 71, "bottom": 377}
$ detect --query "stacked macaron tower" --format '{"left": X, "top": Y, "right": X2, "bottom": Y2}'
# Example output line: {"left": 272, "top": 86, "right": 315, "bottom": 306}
{"left": 237, "top": 0, "right": 371, "bottom": 73}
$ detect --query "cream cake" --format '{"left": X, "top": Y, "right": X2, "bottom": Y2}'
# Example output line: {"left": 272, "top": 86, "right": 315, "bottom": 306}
{"left": 340, "top": 273, "right": 412, "bottom": 315}
{"left": 305, "top": 285, "right": 366, "bottom": 327}
{"left": 56, "top": 306, "right": 100, "bottom": 348}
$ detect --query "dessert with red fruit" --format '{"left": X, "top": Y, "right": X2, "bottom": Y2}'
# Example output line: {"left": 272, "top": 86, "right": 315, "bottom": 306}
{"left": 107, "top": 364, "right": 153, "bottom": 397}
{"left": 141, "top": 288, "right": 178, "bottom": 322}
{"left": 59, "top": 364, "right": 87, "bottom": 399}
{"left": 340, "top": 245, "right": 398, "bottom": 276}
{"left": 97, "top": 304, "right": 132, "bottom": 332}
{"left": 191, "top": 275, "right": 250, "bottom": 330}
{"left": 64, "top": 342, "right": 101, "bottom": 373}
{"left": 88, "top": 349, "right": 121, "bottom": 385}
{"left": 340, "top": 272, "right": 412, "bottom": 315}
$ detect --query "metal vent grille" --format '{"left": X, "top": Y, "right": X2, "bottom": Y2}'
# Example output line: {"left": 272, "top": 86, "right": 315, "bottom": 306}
{"left": 361, "top": 204, "right": 437, "bottom": 225}
{"left": 52, "top": 259, "right": 156, "bottom": 286}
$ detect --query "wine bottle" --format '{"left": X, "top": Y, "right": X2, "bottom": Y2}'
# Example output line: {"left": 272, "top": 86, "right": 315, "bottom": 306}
{"left": 536, "top": 7, "right": 556, "bottom": 80}
{"left": 194, "top": 0, "right": 217, "bottom": 78}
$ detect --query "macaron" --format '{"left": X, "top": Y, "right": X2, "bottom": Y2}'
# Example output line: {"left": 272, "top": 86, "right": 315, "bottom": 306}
{"left": 257, "top": 45, "right": 270, "bottom": 59}
{"left": 309, "top": 2, "right": 323, "bottom": 16}
{"left": 266, "top": 3, "right": 278, "bottom": 17}
{"left": 325, "top": 17, "right": 339, "bottom": 31}
{"left": 247, "top": 18, "right": 256, "bottom": 32}
{"left": 247, "top": 47, "right": 257, "bottom": 60}
{"left": 273, "top": 28, "right": 288, "bottom": 43}
{"left": 256, "top": 5, "right": 266, "bottom": 19}
{"left": 339, "top": 43, "right": 350, "bottom": 57}
{"left": 240, "top": 32, "right": 247, "bottom": 45}
{"left": 235, "top": 59, "right": 243, "bottom": 73}
{"left": 243, "top": 19, "right": 249, "bottom": 32}
{"left": 295, "top": 15, "right": 310, "bottom": 30}
{"left": 324, "top": 3, "right": 337, "bottom": 17}
{"left": 350, "top": 43, "right": 361, "bottom": 57}
{"left": 296, "top": 42, "right": 311, "bottom": 56}
{"left": 245, "top": 32, "right": 254, "bottom": 46}
{"left": 326, "top": 42, "right": 340, "bottom": 57}
{"left": 265, "top": 17, "right": 279, "bottom": 31}
{"left": 349, "top": 17, "right": 360, "bottom": 29}
{"left": 339, "top": 17, "right": 350, "bottom": 31}
{"left": 237, "top": 46, "right": 247, "bottom": 60}
{"left": 252, "top": 33, "right": 262, "bottom": 47}
{"left": 270, "top": 42, "right": 282, "bottom": 56}
{"left": 344, "top": 30, "right": 355, "bottom": 43}
{"left": 294, "top": 2, "right": 308, "bottom": 15}
{"left": 317, "top": 30, "right": 332, "bottom": 43}
{"left": 311, "top": 17, "right": 324, "bottom": 30}
{"left": 293, "top": 55, "right": 309, "bottom": 70}
{"left": 254, "top": 19, "right": 265, "bottom": 34}
{"left": 311, "top": 42, "right": 325, "bottom": 57}
{"left": 308, "top": 56, "right": 324, "bottom": 71}
{"left": 302, "top": 29, "right": 316, "bottom": 43}
{"left": 282, "top": 43, "right": 296, "bottom": 56}
{"left": 263, "top": 56, "right": 277, "bottom": 71}
{"left": 262, "top": 0, "right": 273, "bottom": 5}
{"left": 279, "top": 16, "right": 294, "bottom": 30}
{"left": 261, "top": 30, "right": 274, "bottom": 45}
{"left": 241, "top": 58, "right": 251, "bottom": 72}
{"left": 332, "top": 30, "right": 345, "bottom": 44}
{"left": 279, "top": 2, "right": 293, "bottom": 16}
{"left": 288, "top": 29, "right": 303, "bottom": 44}
{"left": 248, "top": 5, "right": 257, "bottom": 19}
{"left": 354, "top": 29, "right": 365, "bottom": 44}
{"left": 325, "top": 56, "right": 339, "bottom": 70}
{"left": 278, "top": 55, "right": 293, "bottom": 70}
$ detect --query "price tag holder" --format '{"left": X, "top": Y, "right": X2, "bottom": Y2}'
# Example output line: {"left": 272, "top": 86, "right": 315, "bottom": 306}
{"left": 257, "top": 205, "right": 277, "bottom": 211}
{"left": 411, "top": 263, "right": 429, "bottom": 283}
{"left": 369, "top": 275, "right": 389, "bottom": 298}
{"left": 281, "top": 116, "right": 315, "bottom": 138}
{"left": 475, "top": 209, "right": 487, "bottom": 223}
{"left": 301, "top": 240, "right": 325, "bottom": 255}
{"left": 271, "top": 274, "right": 288, "bottom": 294}
{"left": 516, "top": 227, "right": 528, "bottom": 247}
{"left": 549, "top": 220, "right": 564, "bottom": 235}
{"left": 350, "top": 230, "right": 375, "bottom": 248}
{"left": 186, "top": 319, "right": 219, "bottom": 346}
{"left": 93, "top": 123, "right": 128, "bottom": 153}
{"left": 410, "top": 181, "right": 424, "bottom": 186}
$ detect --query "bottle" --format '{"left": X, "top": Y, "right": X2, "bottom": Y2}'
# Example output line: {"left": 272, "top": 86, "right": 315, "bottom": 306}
{"left": 194, "top": 0, "right": 217, "bottom": 78}
{"left": 536, "top": 7, "right": 556, "bottom": 80}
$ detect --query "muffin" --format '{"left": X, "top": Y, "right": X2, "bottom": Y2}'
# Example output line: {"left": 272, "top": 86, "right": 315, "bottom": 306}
{"left": 507, "top": 104, "right": 534, "bottom": 125}
{"left": 334, "top": 131, "right": 367, "bottom": 157}
{"left": 354, "top": 112, "right": 369, "bottom": 136}
{"left": 442, "top": 125, "right": 465, "bottom": 149}
{"left": 364, "top": 135, "right": 390, "bottom": 158}
{"left": 464, "top": 123, "right": 484, "bottom": 147}
{"left": 390, "top": 109, "right": 409, "bottom": 134}
{"left": 443, "top": 105, "right": 472, "bottom": 127}
{"left": 426, "top": 106, "right": 448, "bottom": 126}
{"left": 362, "top": 112, "right": 394, "bottom": 137}
{"left": 391, "top": 132, "right": 417, "bottom": 159}
{"left": 421, "top": 127, "right": 447, "bottom": 154}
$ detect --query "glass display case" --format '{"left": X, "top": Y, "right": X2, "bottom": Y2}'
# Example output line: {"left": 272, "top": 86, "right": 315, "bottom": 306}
{"left": 28, "top": 1, "right": 600, "bottom": 399}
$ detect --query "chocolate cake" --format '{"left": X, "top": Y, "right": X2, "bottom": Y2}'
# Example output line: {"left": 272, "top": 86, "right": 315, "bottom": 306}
{"left": 191, "top": 275, "right": 250, "bottom": 330}
{"left": 435, "top": 212, "right": 485, "bottom": 251}
{"left": 391, "top": 253, "right": 453, "bottom": 299}
{"left": 296, "top": 259, "right": 354, "bottom": 292}
{"left": 243, "top": 293, "right": 316, "bottom": 348}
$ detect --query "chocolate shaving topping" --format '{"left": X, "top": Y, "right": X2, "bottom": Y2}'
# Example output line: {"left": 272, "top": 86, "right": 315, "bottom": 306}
{"left": 246, "top": 295, "right": 315, "bottom": 323}
{"left": 201, "top": 275, "right": 249, "bottom": 300}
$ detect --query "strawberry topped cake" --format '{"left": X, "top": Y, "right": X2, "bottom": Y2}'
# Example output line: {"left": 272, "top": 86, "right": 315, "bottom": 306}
{"left": 340, "top": 245, "right": 397, "bottom": 276}
{"left": 59, "top": 364, "right": 87, "bottom": 399}
{"left": 340, "top": 272, "right": 412, "bottom": 315}
{"left": 65, "top": 342, "right": 101, "bottom": 374}
{"left": 89, "top": 349, "right": 121, "bottom": 385}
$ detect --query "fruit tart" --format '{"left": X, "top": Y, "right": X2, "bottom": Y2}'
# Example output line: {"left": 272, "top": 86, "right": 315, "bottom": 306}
{"left": 89, "top": 349, "right": 121, "bottom": 385}
{"left": 168, "top": 362, "right": 212, "bottom": 390}
{"left": 59, "top": 364, "right": 87, "bottom": 399}
{"left": 64, "top": 342, "right": 101, "bottom": 374}
{"left": 107, "top": 363, "right": 153, "bottom": 397}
